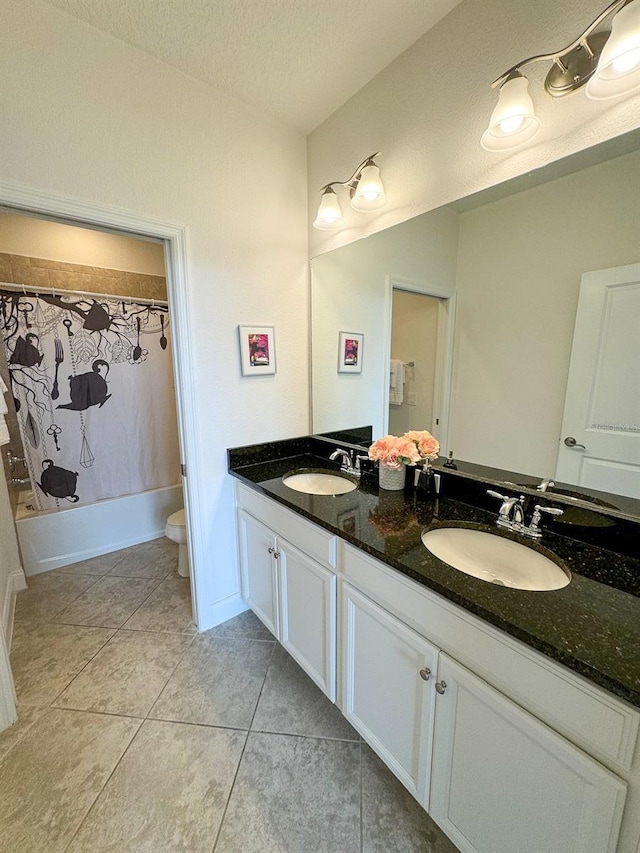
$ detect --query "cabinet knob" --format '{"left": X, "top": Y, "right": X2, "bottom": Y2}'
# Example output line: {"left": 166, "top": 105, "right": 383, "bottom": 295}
{"left": 435, "top": 680, "right": 447, "bottom": 695}
{"left": 273, "top": 551, "right": 281, "bottom": 560}
{"left": 419, "top": 667, "right": 431, "bottom": 682}
{"left": 267, "top": 546, "right": 275, "bottom": 554}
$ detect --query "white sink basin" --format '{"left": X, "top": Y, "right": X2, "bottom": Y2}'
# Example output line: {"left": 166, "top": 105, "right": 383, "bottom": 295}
{"left": 283, "top": 471, "right": 357, "bottom": 495}
{"left": 421, "top": 527, "right": 570, "bottom": 591}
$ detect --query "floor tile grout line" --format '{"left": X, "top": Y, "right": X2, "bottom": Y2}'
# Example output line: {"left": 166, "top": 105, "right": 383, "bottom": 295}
{"left": 210, "top": 640, "right": 277, "bottom": 853}
{"left": 104, "top": 572, "right": 168, "bottom": 629}
{"left": 45, "top": 627, "right": 119, "bottom": 708}
{"left": 15, "top": 571, "right": 106, "bottom": 625}
{"left": 247, "top": 726, "right": 361, "bottom": 744}
{"left": 49, "top": 704, "right": 147, "bottom": 721}
{"left": 201, "top": 633, "right": 277, "bottom": 644}
{"left": 105, "top": 541, "right": 179, "bottom": 579}
{"left": 141, "top": 716, "right": 253, "bottom": 735}
{"left": 50, "top": 572, "right": 165, "bottom": 628}
{"left": 143, "top": 632, "right": 198, "bottom": 722}
{"left": 51, "top": 628, "right": 196, "bottom": 717}
{"left": 59, "top": 714, "right": 146, "bottom": 853}
{"left": 0, "top": 707, "right": 46, "bottom": 766}
{"left": 210, "top": 728, "right": 251, "bottom": 853}
{"left": 119, "top": 572, "right": 193, "bottom": 632}
{"left": 41, "top": 705, "right": 256, "bottom": 736}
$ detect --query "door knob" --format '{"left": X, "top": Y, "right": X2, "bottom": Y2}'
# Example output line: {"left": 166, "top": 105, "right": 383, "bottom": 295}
{"left": 564, "top": 436, "right": 586, "bottom": 450}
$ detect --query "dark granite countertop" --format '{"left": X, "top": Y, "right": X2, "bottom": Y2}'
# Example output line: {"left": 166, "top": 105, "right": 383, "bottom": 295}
{"left": 228, "top": 446, "right": 640, "bottom": 709}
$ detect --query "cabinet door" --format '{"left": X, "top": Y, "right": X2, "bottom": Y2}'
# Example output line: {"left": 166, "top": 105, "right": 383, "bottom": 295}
{"left": 279, "top": 538, "right": 336, "bottom": 701}
{"left": 342, "top": 583, "right": 438, "bottom": 806}
{"left": 430, "top": 654, "right": 626, "bottom": 853}
{"left": 237, "top": 510, "right": 278, "bottom": 637}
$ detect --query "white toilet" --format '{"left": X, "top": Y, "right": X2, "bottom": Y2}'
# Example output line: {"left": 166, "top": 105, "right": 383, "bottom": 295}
{"left": 165, "top": 508, "right": 190, "bottom": 577}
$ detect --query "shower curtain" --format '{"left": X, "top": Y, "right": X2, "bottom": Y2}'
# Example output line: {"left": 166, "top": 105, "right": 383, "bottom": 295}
{"left": 0, "top": 289, "right": 180, "bottom": 511}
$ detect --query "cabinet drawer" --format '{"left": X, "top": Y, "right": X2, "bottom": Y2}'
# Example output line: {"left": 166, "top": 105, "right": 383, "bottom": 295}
{"left": 236, "top": 483, "right": 337, "bottom": 569}
{"left": 342, "top": 542, "right": 639, "bottom": 773}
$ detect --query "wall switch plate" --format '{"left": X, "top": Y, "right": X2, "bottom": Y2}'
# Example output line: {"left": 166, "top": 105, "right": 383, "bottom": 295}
{"left": 407, "top": 392, "right": 417, "bottom": 406}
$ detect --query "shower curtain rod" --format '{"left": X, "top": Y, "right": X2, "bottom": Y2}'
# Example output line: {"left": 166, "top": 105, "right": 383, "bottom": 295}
{"left": 0, "top": 280, "right": 168, "bottom": 307}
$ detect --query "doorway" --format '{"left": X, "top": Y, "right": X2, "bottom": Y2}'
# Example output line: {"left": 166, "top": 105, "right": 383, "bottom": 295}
{"left": 384, "top": 280, "right": 455, "bottom": 451}
{"left": 0, "top": 194, "right": 199, "bottom": 733}
{"left": 0, "top": 210, "right": 184, "bottom": 548}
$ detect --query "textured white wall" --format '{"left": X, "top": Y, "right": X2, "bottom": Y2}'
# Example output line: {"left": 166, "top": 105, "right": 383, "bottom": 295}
{"left": 0, "top": 1, "right": 309, "bottom": 629}
{"left": 0, "top": 213, "right": 165, "bottom": 275}
{"left": 311, "top": 207, "right": 459, "bottom": 436}
{"left": 308, "top": 0, "right": 640, "bottom": 256}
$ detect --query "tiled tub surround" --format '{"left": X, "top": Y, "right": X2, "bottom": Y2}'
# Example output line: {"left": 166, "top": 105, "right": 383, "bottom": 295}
{"left": 0, "top": 252, "right": 167, "bottom": 302}
{"left": 229, "top": 436, "right": 640, "bottom": 853}
{"left": 228, "top": 436, "right": 640, "bottom": 707}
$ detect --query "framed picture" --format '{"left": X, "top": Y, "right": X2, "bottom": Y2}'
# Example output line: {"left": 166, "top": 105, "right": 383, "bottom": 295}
{"left": 338, "top": 331, "right": 363, "bottom": 374}
{"left": 238, "top": 325, "right": 276, "bottom": 376}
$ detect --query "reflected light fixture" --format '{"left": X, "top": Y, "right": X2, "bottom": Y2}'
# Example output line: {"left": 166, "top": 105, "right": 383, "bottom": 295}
{"left": 313, "top": 153, "right": 386, "bottom": 230}
{"left": 482, "top": 0, "right": 640, "bottom": 152}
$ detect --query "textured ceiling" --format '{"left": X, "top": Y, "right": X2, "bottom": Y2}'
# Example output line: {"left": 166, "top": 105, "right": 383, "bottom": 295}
{"left": 42, "top": 0, "right": 463, "bottom": 133}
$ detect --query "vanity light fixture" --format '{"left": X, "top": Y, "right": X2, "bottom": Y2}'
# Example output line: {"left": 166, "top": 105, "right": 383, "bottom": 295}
{"left": 312, "top": 153, "right": 386, "bottom": 230}
{"left": 481, "top": 0, "right": 640, "bottom": 152}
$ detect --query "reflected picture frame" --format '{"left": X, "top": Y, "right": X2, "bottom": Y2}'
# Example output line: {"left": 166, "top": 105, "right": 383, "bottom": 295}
{"left": 238, "top": 325, "right": 276, "bottom": 376}
{"left": 338, "top": 331, "right": 363, "bottom": 374}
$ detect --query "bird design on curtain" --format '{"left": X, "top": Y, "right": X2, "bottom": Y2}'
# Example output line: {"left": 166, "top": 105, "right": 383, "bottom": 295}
{"left": 0, "top": 290, "right": 172, "bottom": 510}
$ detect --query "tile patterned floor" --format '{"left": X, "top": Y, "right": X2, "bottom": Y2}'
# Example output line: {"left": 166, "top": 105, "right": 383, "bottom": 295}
{"left": 1, "top": 540, "right": 458, "bottom": 852}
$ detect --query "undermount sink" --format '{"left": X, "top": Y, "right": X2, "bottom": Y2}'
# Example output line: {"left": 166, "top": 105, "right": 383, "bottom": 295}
{"left": 282, "top": 470, "right": 357, "bottom": 495}
{"left": 421, "top": 527, "right": 570, "bottom": 591}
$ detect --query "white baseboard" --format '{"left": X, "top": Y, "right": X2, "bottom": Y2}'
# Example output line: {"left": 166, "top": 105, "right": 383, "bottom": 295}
{"left": 0, "top": 625, "right": 17, "bottom": 733}
{"left": 200, "top": 592, "right": 248, "bottom": 632}
{"left": 2, "top": 571, "right": 26, "bottom": 651}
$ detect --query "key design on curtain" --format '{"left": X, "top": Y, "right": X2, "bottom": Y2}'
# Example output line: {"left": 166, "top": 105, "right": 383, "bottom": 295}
{"left": 0, "top": 289, "right": 172, "bottom": 511}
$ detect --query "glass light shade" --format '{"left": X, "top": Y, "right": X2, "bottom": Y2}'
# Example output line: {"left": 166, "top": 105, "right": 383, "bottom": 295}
{"left": 481, "top": 75, "right": 541, "bottom": 152}
{"left": 350, "top": 163, "right": 386, "bottom": 211}
{"left": 313, "top": 188, "right": 345, "bottom": 230}
{"left": 586, "top": 0, "right": 640, "bottom": 99}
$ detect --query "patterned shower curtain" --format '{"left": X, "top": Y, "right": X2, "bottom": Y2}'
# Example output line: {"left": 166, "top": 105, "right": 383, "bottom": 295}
{"left": 0, "top": 289, "right": 180, "bottom": 511}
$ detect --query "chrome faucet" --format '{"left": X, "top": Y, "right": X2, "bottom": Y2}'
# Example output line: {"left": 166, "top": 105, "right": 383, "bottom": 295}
{"left": 329, "top": 448, "right": 353, "bottom": 470}
{"left": 487, "top": 490, "right": 525, "bottom": 531}
{"left": 526, "top": 504, "right": 565, "bottom": 538}
{"left": 537, "top": 478, "right": 556, "bottom": 492}
{"left": 487, "top": 489, "right": 564, "bottom": 538}
{"left": 329, "top": 448, "right": 368, "bottom": 478}
{"left": 6, "top": 452, "right": 26, "bottom": 470}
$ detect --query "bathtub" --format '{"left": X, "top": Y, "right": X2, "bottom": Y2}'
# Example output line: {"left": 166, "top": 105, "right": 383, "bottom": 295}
{"left": 15, "top": 484, "right": 184, "bottom": 576}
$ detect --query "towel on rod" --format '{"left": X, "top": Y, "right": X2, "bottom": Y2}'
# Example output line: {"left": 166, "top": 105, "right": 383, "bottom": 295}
{"left": 389, "top": 359, "right": 405, "bottom": 406}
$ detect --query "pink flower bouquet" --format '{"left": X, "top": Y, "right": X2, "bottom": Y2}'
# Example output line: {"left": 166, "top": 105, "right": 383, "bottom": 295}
{"left": 403, "top": 430, "right": 440, "bottom": 462}
{"left": 368, "top": 435, "right": 422, "bottom": 470}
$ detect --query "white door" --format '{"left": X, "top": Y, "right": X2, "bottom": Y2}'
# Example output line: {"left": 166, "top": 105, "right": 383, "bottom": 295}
{"left": 556, "top": 263, "right": 640, "bottom": 498}
{"left": 429, "top": 654, "right": 626, "bottom": 853}
{"left": 341, "top": 583, "right": 438, "bottom": 806}
{"left": 279, "top": 538, "right": 336, "bottom": 701}
{"left": 237, "top": 510, "right": 278, "bottom": 637}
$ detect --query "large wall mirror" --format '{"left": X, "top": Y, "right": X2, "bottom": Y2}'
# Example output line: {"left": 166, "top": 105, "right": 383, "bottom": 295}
{"left": 311, "top": 130, "right": 640, "bottom": 513}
